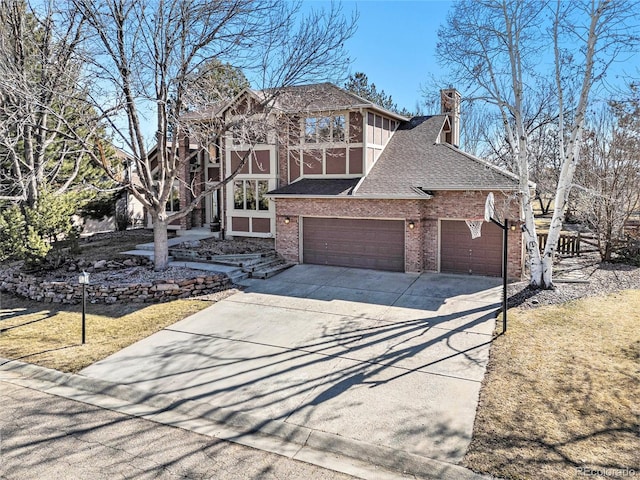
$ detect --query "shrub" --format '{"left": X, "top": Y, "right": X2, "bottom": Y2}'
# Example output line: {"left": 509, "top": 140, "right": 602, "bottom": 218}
{"left": 0, "top": 190, "right": 79, "bottom": 268}
{"left": 0, "top": 204, "right": 26, "bottom": 261}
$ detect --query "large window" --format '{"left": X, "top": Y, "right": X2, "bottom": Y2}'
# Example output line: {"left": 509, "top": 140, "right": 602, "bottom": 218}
{"left": 165, "top": 185, "right": 180, "bottom": 212}
{"left": 234, "top": 180, "right": 270, "bottom": 211}
{"left": 230, "top": 123, "right": 267, "bottom": 146}
{"left": 304, "top": 114, "right": 345, "bottom": 143}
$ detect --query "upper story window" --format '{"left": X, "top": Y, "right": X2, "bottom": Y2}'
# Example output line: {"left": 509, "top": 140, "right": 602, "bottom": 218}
{"left": 304, "top": 114, "right": 346, "bottom": 143}
{"left": 230, "top": 123, "right": 267, "bottom": 146}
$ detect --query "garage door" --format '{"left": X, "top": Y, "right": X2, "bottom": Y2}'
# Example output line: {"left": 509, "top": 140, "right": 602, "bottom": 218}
{"left": 440, "top": 220, "right": 502, "bottom": 276}
{"left": 302, "top": 217, "right": 405, "bottom": 272}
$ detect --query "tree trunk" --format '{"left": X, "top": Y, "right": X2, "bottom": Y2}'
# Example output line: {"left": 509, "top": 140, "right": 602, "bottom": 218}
{"left": 529, "top": 253, "right": 554, "bottom": 289}
{"left": 152, "top": 215, "right": 169, "bottom": 271}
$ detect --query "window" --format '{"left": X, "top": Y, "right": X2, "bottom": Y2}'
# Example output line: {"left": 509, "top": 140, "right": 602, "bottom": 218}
{"left": 303, "top": 115, "right": 346, "bottom": 143}
{"left": 318, "top": 117, "right": 331, "bottom": 142}
{"left": 258, "top": 180, "right": 269, "bottom": 210}
{"left": 231, "top": 123, "right": 267, "bottom": 145}
{"left": 305, "top": 118, "right": 318, "bottom": 143}
{"left": 234, "top": 180, "right": 270, "bottom": 211}
{"left": 333, "top": 116, "right": 345, "bottom": 141}
{"left": 166, "top": 185, "right": 180, "bottom": 212}
{"left": 234, "top": 181, "right": 244, "bottom": 209}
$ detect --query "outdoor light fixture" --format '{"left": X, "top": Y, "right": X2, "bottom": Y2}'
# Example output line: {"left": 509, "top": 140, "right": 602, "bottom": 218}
{"left": 510, "top": 223, "right": 517, "bottom": 231}
{"left": 78, "top": 271, "right": 90, "bottom": 345}
{"left": 78, "top": 271, "right": 90, "bottom": 285}
{"left": 284, "top": 217, "right": 290, "bottom": 224}
{"left": 408, "top": 221, "right": 415, "bottom": 229}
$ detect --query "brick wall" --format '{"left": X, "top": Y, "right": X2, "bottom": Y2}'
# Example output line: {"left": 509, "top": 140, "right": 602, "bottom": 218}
{"left": 424, "top": 190, "right": 522, "bottom": 279}
{"left": 274, "top": 190, "right": 523, "bottom": 279}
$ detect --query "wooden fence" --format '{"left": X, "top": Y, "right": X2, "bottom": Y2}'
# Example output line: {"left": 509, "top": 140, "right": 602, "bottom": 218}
{"left": 537, "top": 232, "right": 581, "bottom": 256}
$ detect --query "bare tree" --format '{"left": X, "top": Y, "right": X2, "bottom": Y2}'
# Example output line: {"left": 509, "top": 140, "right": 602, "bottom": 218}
{"left": 436, "top": 0, "right": 640, "bottom": 288}
{"left": 75, "top": 0, "right": 356, "bottom": 270}
{"left": 574, "top": 87, "right": 640, "bottom": 260}
{"left": 0, "top": 0, "right": 104, "bottom": 205}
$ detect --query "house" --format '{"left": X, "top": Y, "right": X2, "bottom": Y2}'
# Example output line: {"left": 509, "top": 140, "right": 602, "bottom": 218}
{"left": 175, "top": 83, "right": 523, "bottom": 278}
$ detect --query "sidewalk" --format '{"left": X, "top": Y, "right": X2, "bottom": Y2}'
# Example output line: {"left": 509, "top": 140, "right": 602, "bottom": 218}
{"left": 553, "top": 252, "right": 600, "bottom": 283}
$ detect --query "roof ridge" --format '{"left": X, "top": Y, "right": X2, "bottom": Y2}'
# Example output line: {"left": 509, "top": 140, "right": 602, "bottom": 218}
{"left": 439, "top": 142, "right": 522, "bottom": 184}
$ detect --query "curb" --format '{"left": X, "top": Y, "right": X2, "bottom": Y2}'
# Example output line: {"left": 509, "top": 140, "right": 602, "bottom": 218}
{"left": 0, "top": 357, "right": 490, "bottom": 480}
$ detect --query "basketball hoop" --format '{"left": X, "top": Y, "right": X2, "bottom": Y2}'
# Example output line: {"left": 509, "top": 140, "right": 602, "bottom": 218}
{"left": 465, "top": 219, "right": 483, "bottom": 239}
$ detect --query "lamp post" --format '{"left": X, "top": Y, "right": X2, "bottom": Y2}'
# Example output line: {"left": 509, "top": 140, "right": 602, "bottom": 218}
{"left": 78, "top": 271, "right": 90, "bottom": 344}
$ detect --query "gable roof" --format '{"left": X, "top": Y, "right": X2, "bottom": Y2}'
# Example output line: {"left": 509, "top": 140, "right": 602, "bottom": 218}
{"left": 183, "top": 83, "right": 409, "bottom": 123}
{"left": 354, "top": 115, "right": 520, "bottom": 197}
{"left": 259, "top": 83, "right": 409, "bottom": 121}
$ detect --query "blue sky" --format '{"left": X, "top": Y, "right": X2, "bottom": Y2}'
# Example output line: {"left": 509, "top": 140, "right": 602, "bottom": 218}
{"left": 322, "top": 0, "right": 453, "bottom": 113}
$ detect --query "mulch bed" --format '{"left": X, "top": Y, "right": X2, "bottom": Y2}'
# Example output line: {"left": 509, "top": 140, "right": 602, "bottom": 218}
{"left": 508, "top": 255, "right": 640, "bottom": 309}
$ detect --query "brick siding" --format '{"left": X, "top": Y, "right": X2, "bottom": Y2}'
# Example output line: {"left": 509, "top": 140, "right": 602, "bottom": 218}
{"left": 275, "top": 190, "right": 523, "bottom": 278}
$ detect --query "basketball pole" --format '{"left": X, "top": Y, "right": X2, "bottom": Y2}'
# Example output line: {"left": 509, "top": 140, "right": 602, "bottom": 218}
{"left": 488, "top": 217, "right": 508, "bottom": 334}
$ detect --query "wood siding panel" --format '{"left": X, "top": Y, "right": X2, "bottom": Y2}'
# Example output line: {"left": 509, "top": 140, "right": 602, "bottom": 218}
{"left": 252, "top": 217, "right": 271, "bottom": 233}
{"left": 232, "top": 216, "right": 250, "bottom": 232}
{"left": 326, "top": 148, "right": 347, "bottom": 174}
{"left": 349, "top": 147, "right": 363, "bottom": 175}
{"left": 289, "top": 150, "right": 300, "bottom": 183}
{"left": 230, "top": 151, "right": 250, "bottom": 175}
{"left": 252, "top": 150, "right": 271, "bottom": 174}
{"left": 303, "top": 217, "right": 404, "bottom": 272}
{"left": 303, "top": 150, "right": 323, "bottom": 175}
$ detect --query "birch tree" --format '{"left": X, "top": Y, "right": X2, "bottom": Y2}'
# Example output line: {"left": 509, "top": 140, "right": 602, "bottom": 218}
{"left": 436, "top": 0, "right": 639, "bottom": 288}
{"left": 75, "top": 0, "right": 356, "bottom": 270}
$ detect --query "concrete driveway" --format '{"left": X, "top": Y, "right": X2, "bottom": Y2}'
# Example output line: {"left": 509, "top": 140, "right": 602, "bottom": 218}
{"left": 81, "top": 265, "right": 501, "bottom": 469}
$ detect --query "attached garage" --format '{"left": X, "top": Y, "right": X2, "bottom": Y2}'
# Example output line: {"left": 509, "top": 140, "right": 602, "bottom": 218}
{"left": 440, "top": 220, "right": 502, "bottom": 277}
{"left": 302, "top": 217, "right": 405, "bottom": 272}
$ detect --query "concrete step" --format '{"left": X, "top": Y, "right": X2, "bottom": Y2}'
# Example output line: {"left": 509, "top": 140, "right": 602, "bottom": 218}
{"left": 167, "top": 261, "right": 243, "bottom": 276}
{"left": 176, "top": 228, "right": 212, "bottom": 237}
{"left": 243, "top": 257, "right": 286, "bottom": 273}
{"left": 250, "top": 262, "right": 295, "bottom": 279}
{"left": 121, "top": 250, "right": 173, "bottom": 261}
{"left": 137, "top": 234, "right": 217, "bottom": 251}
{"left": 178, "top": 252, "right": 277, "bottom": 268}
{"left": 228, "top": 271, "right": 250, "bottom": 283}
{"left": 206, "top": 253, "right": 270, "bottom": 261}
{"left": 135, "top": 243, "right": 155, "bottom": 252}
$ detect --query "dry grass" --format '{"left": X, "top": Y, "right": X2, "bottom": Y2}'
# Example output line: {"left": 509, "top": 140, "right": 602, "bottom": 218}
{"left": 0, "top": 292, "right": 213, "bottom": 373}
{"left": 464, "top": 290, "right": 640, "bottom": 479}
{"left": 76, "top": 230, "right": 156, "bottom": 262}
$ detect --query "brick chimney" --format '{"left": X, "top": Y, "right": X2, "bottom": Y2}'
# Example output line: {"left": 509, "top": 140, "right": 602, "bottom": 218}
{"left": 440, "top": 88, "right": 461, "bottom": 148}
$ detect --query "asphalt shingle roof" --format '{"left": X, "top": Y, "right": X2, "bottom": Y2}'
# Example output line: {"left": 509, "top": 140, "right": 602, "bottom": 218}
{"left": 261, "top": 83, "right": 407, "bottom": 120}
{"left": 354, "top": 116, "right": 520, "bottom": 197}
{"left": 268, "top": 178, "right": 360, "bottom": 196}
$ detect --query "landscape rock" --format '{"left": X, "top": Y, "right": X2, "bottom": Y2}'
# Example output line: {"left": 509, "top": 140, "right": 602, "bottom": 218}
{"left": 93, "top": 260, "right": 108, "bottom": 270}
{"left": 0, "top": 264, "right": 231, "bottom": 305}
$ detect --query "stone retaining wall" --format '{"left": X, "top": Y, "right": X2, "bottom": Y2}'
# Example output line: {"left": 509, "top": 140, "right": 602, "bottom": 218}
{"left": 0, "top": 269, "right": 230, "bottom": 304}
